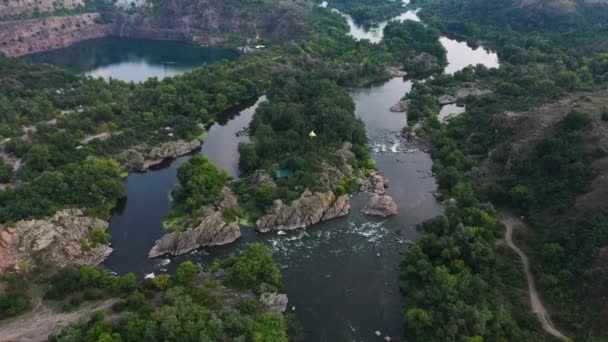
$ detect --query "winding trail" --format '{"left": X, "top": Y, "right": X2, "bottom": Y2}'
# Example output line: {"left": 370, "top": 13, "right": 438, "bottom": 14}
{"left": 0, "top": 299, "right": 116, "bottom": 341}
{"left": 501, "top": 215, "right": 567, "bottom": 339}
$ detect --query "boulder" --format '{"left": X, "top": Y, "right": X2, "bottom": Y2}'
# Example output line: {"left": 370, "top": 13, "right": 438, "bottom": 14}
{"left": 362, "top": 195, "right": 398, "bottom": 217}
{"left": 438, "top": 94, "right": 458, "bottom": 105}
{"left": 260, "top": 292, "right": 289, "bottom": 313}
{"left": 216, "top": 186, "right": 238, "bottom": 210}
{"left": 256, "top": 191, "right": 350, "bottom": 233}
{"left": 317, "top": 143, "right": 361, "bottom": 189}
{"left": 439, "top": 83, "right": 493, "bottom": 105}
{"left": 390, "top": 100, "right": 410, "bottom": 113}
{"left": 360, "top": 170, "right": 388, "bottom": 195}
{"left": 386, "top": 66, "right": 407, "bottom": 77}
{"left": 117, "top": 148, "right": 145, "bottom": 171}
{"left": 0, "top": 209, "right": 112, "bottom": 274}
{"left": 404, "top": 52, "right": 441, "bottom": 72}
{"left": 0, "top": 230, "right": 12, "bottom": 247}
{"left": 149, "top": 211, "right": 241, "bottom": 258}
{"left": 251, "top": 169, "right": 276, "bottom": 188}
{"left": 143, "top": 139, "right": 202, "bottom": 169}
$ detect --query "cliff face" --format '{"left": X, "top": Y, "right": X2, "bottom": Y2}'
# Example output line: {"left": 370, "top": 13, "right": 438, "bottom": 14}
{"left": 99, "top": 0, "right": 311, "bottom": 47}
{"left": 0, "top": 0, "right": 311, "bottom": 57}
{"left": 0, "top": 13, "right": 111, "bottom": 56}
{"left": 0, "top": 0, "right": 85, "bottom": 19}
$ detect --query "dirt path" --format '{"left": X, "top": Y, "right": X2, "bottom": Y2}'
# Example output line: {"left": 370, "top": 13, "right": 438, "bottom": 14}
{"left": 0, "top": 299, "right": 115, "bottom": 342}
{"left": 501, "top": 215, "right": 567, "bottom": 339}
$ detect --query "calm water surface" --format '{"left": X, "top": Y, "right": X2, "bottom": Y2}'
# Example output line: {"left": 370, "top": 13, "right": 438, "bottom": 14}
{"left": 23, "top": 37, "right": 238, "bottom": 82}
{"left": 342, "top": 6, "right": 499, "bottom": 74}
{"left": 105, "top": 97, "right": 264, "bottom": 274}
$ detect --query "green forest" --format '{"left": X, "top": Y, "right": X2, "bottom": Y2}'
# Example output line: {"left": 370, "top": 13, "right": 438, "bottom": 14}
{"left": 398, "top": 0, "right": 608, "bottom": 339}
{"left": 42, "top": 244, "right": 289, "bottom": 341}
{"left": 2, "top": 0, "right": 608, "bottom": 340}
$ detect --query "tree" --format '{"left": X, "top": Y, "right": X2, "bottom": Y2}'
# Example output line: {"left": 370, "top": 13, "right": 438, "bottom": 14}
{"left": 255, "top": 184, "right": 277, "bottom": 209}
{"left": 238, "top": 143, "right": 259, "bottom": 173}
{"left": 176, "top": 261, "right": 198, "bottom": 284}
{"left": 405, "top": 308, "right": 433, "bottom": 336}
{"left": 116, "top": 273, "right": 137, "bottom": 294}
{"left": 172, "top": 156, "right": 229, "bottom": 214}
{"left": 253, "top": 313, "right": 288, "bottom": 342}
{"left": 227, "top": 243, "right": 282, "bottom": 290}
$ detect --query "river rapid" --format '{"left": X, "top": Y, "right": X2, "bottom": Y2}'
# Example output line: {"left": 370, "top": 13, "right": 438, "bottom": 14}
{"left": 25, "top": 6, "right": 498, "bottom": 341}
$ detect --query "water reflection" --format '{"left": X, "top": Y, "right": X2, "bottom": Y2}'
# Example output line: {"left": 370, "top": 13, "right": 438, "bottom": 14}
{"left": 23, "top": 37, "right": 239, "bottom": 82}
{"left": 336, "top": 9, "right": 420, "bottom": 44}
{"left": 440, "top": 36, "right": 499, "bottom": 74}
{"left": 105, "top": 98, "right": 261, "bottom": 274}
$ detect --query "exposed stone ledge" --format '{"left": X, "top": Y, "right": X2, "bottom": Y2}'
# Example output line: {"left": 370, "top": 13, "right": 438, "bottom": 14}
{"left": 256, "top": 190, "right": 350, "bottom": 233}
{"left": 0, "top": 209, "right": 111, "bottom": 274}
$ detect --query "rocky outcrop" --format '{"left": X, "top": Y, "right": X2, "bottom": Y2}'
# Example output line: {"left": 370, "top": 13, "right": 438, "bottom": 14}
{"left": 0, "top": 13, "right": 111, "bottom": 57}
{"left": 149, "top": 211, "right": 240, "bottom": 258}
{"left": 260, "top": 292, "right": 288, "bottom": 313}
{"left": 0, "top": 209, "right": 111, "bottom": 274}
{"left": 251, "top": 169, "right": 276, "bottom": 188}
{"left": 318, "top": 142, "right": 363, "bottom": 189}
{"left": 390, "top": 100, "right": 410, "bottom": 113}
{"left": 360, "top": 170, "right": 389, "bottom": 195}
{"left": 438, "top": 83, "right": 493, "bottom": 105}
{"left": 116, "top": 139, "right": 201, "bottom": 172}
{"left": 362, "top": 194, "right": 398, "bottom": 217}
{"left": 149, "top": 186, "right": 240, "bottom": 258}
{"left": 256, "top": 191, "right": 350, "bottom": 233}
{"left": 0, "top": 0, "right": 85, "bottom": 19}
{"left": 404, "top": 52, "right": 442, "bottom": 73}
{"left": 144, "top": 139, "right": 201, "bottom": 169}
{"left": 386, "top": 65, "right": 407, "bottom": 77}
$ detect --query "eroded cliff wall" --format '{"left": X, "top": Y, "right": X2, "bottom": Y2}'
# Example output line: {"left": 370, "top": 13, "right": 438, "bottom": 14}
{"left": 0, "top": 13, "right": 110, "bottom": 56}
{"left": 0, "top": 0, "right": 311, "bottom": 57}
{"left": 0, "top": 0, "right": 85, "bottom": 19}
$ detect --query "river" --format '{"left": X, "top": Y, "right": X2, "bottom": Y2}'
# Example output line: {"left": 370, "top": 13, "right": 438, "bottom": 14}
{"left": 24, "top": 7, "right": 498, "bottom": 341}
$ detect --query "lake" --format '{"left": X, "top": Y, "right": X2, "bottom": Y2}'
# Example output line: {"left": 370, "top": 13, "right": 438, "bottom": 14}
{"left": 23, "top": 37, "right": 239, "bottom": 82}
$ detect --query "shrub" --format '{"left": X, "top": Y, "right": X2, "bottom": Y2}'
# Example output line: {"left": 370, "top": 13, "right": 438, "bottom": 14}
{"left": 91, "top": 227, "right": 110, "bottom": 244}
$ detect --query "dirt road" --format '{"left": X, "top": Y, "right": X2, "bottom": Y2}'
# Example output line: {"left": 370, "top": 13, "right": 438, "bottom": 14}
{"left": 501, "top": 215, "right": 567, "bottom": 339}
{"left": 0, "top": 299, "right": 115, "bottom": 341}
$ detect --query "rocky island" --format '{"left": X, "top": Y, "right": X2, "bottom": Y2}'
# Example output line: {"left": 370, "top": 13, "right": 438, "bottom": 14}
{"left": 149, "top": 186, "right": 241, "bottom": 258}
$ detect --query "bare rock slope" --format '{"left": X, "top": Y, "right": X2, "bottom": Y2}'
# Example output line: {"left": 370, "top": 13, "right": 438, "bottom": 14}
{"left": 149, "top": 186, "right": 241, "bottom": 258}
{"left": 256, "top": 191, "right": 350, "bottom": 233}
{"left": 0, "top": 209, "right": 112, "bottom": 274}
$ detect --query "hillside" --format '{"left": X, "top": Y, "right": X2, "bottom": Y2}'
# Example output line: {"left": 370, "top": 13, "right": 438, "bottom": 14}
{"left": 400, "top": 0, "right": 608, "bottom": 338}
{"left": 0, "top": 0, "right": 311, "bottom": 56}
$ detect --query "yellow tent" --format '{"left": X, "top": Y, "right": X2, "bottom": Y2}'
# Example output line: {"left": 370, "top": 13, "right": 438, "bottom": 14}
{"left": 309, "top": 131, "right": 317, "bottom": 138}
